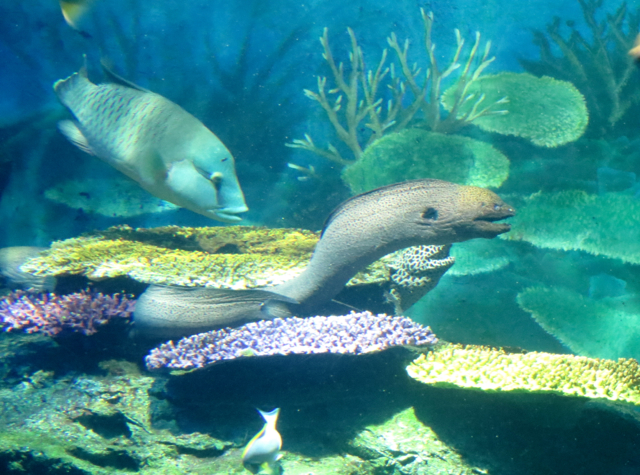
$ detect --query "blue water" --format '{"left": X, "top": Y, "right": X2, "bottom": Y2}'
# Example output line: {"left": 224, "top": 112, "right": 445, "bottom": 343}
{"left": 1, "top": 0, "right": 640, "bottom": 473}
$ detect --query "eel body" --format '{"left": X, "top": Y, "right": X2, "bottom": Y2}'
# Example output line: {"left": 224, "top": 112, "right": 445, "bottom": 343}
{"left": 134, "top": 179, "right": 515, "bottom": 339}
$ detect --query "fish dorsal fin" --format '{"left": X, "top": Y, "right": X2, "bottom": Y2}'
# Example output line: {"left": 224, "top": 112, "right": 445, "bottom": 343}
{"left": 58, "top": 120, "right": 95, "bottom": 155}
{"left": 100, "top": 58, "right": 150, "bottom": 93}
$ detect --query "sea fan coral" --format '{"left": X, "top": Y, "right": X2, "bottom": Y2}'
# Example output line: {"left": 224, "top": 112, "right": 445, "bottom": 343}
{"left": 0, "top": 290, "right": 135, "bottom": 337}
{"left": 146, "top": 311, "right": 437, "bottom": 371}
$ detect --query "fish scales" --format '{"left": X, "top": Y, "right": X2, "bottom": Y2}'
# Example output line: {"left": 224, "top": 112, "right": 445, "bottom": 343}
{"left": 53, "top": 67, "right": 248, "bottom": 222}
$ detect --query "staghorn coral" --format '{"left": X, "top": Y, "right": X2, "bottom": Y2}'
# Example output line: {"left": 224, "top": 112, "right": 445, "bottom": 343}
{"left": 519, "top": 0, "right": 640, "bottom": 138}
{"left": 501, "top": 190, "right": 640, "bottom": 265}
{"left": 19, "top": 225, "right": 399, "bottom": 289}
{"left": 407, "top": 344, "right": 640, "bottom": 405}
{"left": 287, "top": 9, "right": 502, "bottom": 165}
{"left": 145, "top": 311, "right": 437, "bottom": 371}
{"left": 517, "top": 285, "right": 640, "bottom": 361}
{"left": 0, "top": 290, "right": 135, "bottom": 337}
{"left": 442, "top": 72, "right": 588, "bottom": 147}
{"left": 341, "top": 129, "right": 509, "bottom": 194}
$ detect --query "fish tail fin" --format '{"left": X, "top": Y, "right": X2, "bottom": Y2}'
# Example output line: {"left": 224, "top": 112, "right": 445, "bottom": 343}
{"left": 258, "top": 408, "right": 280, "bottom": 428}
{"left": 53, "top": 69, "right": 92, "bottom": 109}
{"left": 58, "top": 120, "right": 95, "bottom": 156}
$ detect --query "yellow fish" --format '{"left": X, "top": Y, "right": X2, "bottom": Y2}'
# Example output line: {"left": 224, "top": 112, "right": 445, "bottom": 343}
{"left": 629, "top": 33, "right": 640, "bottom": 62}
{"left": 242, "top": 408, "right": 282, "bottom": 475}
{"left": 59, "top": 0, "right": 94, "bottom": 37}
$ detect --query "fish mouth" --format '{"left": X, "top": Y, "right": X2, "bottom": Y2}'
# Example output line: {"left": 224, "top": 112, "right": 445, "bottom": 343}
{"left": 473, "top": 208, "right": 516, "bottom": 235}
{"left": 212, "top": 205, "right": 249, "bottom": 223}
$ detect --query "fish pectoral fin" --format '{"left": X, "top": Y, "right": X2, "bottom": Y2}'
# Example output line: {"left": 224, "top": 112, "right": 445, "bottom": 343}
{"left": 100, "top": 58, "right": 151, "bottom": 93}
{"left": 58, "top": 120, "right": 95, "bottom": 156}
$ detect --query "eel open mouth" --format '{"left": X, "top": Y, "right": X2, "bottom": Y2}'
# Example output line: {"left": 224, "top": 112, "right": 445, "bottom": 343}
{"left": 473, "top": 205, "right": 516, "bottom": 236}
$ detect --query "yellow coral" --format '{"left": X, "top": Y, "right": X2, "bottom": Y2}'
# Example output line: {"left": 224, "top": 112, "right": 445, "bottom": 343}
{"left": 21, "top": 225, "right": 392, "bottom": 289}
{"left": 407, "top": 344, "right": 640, "bottom": 405}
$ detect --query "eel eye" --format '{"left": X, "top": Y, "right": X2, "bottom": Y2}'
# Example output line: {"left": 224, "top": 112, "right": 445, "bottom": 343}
{"left": 422, "top": 207, "right": 438, "bottom": 220}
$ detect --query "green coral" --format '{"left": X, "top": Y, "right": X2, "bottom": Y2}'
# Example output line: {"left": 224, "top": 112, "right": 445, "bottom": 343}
{"left": 443, "top": 72, "right": 588, "bottom": 147}
{"left": 341, "top": 129, "right": 509, "bottom": 194}
{"left": 517, "top": 285, "right": 640, "bottom": 361}
{"left": 407, "top": 344, "right": 640, "bottom": 405}
{"left": 502, "top": 190, "right": 640, "bottom": 264}
{"left": 448, "top": 239, "right": 512, "bottom": 276}
{"left": 21, "top": 225, "right": 392, "bottom": 288}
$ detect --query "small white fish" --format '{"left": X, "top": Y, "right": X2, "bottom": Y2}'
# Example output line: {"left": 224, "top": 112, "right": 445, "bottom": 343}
{"left": 53, "top": 65, "right": 248, "bottom": 222}
{"left": 242, "top": 408, "right": 282, "bottom": 475}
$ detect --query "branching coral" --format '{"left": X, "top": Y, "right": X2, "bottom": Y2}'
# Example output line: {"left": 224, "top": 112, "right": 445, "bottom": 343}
{"left": 146, "top": 311, "right": 437, "bottom": 371}
{"left": 519, "top": 0, "right": 640, "bottom": 138}
{"left": 287, "top": 9, "right": 503, "bottom": 165}
{"left": 407, "top": 344, "right": 640, "bottom": 405}
{"left": 0, "top": 290, "right": 135, "bottom": 337}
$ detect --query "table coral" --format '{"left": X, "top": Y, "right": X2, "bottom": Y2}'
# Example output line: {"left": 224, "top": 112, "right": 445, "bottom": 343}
{"left": 341, "top": 129, "right": 510, "bottom": 194}
{"left": 0, "top": 290, "right": 135, "bottom": 336}
{"left": 146, "top": 311, "right": 437, "bottom": 371}
{"left": 442, "top": 73, "right": 588, "bottom": 147}
{"left": 501, "top": 190, "right": 640, "bottom": 264}
{"left": 407, "top": 344, "right": 640, "bottom": 405}
{"left": 19, "top": 225, "right": 397, "bottom": 289}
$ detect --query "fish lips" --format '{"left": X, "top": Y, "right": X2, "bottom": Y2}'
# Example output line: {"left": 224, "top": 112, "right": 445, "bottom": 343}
{"left": 211, "top": 205, "right": 249, "bottom": 223}
{"left": 473, "top": 206, "right": 516, "bottom": 237}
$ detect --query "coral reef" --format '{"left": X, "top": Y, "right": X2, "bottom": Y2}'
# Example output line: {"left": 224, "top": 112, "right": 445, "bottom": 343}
{"left": 407, "top": 343, "right": 640, "bottom": 405}
{"left": 44, "top": 178, "right": 178, "bottom": 217}
{"left": 502, "top": 190, "right": 640, "bottom": 264}
{"left": 517, "top": 285, "right": 640, "bottom": 361}
{"left": 146, "top": 311, "right": 437, "bottom": 371}
{"left": 447, "top": 239, "right": 512, "bottom": 277}
{"left": 442, "top": 72, "right": 588, "bottom": 147}
{"left": 287, "top": 9, "right": 503, "bottom": 165}
{"left": 519, "top": 0, "right": 640, "bottom": 138}
{"left": 341, "top": 129, "right": 510, "bottom": 194}
{"left": 0, "top": 290, "right": 135, "bottom": 337}
{"left": 20, "top": 225, "right": 405, "bottom": 289}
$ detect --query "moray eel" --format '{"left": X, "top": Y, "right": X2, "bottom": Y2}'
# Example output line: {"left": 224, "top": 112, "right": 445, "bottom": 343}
{"left": 134, "top": 179, "right": 515, "bottom": 339}
{"left": 133, "top": 287, "right": 295, "bottom": 340}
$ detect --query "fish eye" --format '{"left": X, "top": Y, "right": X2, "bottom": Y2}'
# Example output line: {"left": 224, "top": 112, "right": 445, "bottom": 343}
{"left": 422, "top": 207, "right": 438, "bottom": 220}
{"left": 493, "top": 203, "right": 501, "bottom": 210}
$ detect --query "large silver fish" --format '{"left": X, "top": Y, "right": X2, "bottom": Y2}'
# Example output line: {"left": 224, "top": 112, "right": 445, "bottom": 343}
{"left": 53, "top": 67, "right": 248, "bottom": 222}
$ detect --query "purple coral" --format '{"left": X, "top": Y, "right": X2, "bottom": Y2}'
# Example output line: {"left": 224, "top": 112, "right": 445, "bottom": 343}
{"left": 0, "top": 290, "right": 136, "bottom": 337}
{"left": 146, "top": 311, "right": 437, "bottom": 371}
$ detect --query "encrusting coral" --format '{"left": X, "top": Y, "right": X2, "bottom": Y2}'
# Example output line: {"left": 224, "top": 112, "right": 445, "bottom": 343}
{"left": 407, "top": 344, "right": 640, "bottom": 406}
{"left": 519, "top": 0, "right": 640, "bottom": 138}
{"left": 0, "top": 290, "right": 135, "bottom": 337}
{"left": 502, "top": 190, "right": 640, "bottom": 265}
{"left": 146, "top": 311, "right": 437, "bottom": 371}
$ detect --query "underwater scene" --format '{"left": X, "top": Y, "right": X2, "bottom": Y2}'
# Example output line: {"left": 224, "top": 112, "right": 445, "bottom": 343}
{"left": 3, "top": 0, "right": 640, "bottom": 473}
